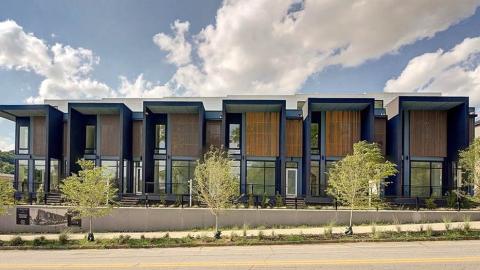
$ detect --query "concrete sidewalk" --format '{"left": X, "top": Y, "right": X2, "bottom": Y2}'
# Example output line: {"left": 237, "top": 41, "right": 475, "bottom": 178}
{"left": 0, "top": 221, "right": 478, "bottom": 241}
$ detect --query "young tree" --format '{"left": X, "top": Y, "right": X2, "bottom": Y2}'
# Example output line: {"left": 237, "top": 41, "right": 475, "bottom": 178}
{"left": 60, "top": 159, "right": 118, "bottom": 241}
{"left": 326, "top": 141, "right": 397, "bottom": 234}
{"left": 458, "top": 138, "right": 480, "bottom": 202}
{"left": 0, "top": 177, "right": 15, "bottom": 215}
{"left": 194, "top": 147, "right": 238, "bottom": 239}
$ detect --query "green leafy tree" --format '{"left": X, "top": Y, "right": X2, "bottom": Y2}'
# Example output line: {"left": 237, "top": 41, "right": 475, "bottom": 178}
{"left": 458, "top": 138, "right": 480, "bottom": 203}
{"left": 60, "top": 160, "right": 118, "bottom": 241}
{"left": 0, "top": 177, "right": 15, "bottom": 215}
{"left": 326, "top": 141, "right": 397, "bottom": 234}
{"left": 194, "top": 147, "right": 238, "bottom": 238}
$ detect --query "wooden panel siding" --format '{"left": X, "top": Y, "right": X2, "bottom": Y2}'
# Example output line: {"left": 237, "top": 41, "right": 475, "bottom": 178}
{"left": 132, "top": 120, "right": 143, "bottom": 157}
{"left": 410, "top": 110, "right": 447, "bottom": 157}
{"left": 325, "top": 111, "right": 361, "bottom": 157}
{"left": 286, "top": 119, "right": 303, "bottom": 157}
{"left": 374, "top": 118, "right": 387, "bottom": 156}
{"left": 246, "top": 112, "right": 280, "bottom": 157}
{"left": 170, "top": 113, "right": 200, "bottom": 157}
{"left": 205, "top": 120, "right": 222, "bottom": 150}
{"left": 32, "top": 116, "right": 46, "bottom": 156}
{"left": 100, "top": 115, "right": 120, "bottom": 156}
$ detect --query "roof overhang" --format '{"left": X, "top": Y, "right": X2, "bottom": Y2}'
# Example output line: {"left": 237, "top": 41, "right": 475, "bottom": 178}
{"left": 308, "top": 98, "right": 374, "bottom": 112}
{"left": 399, "top": 96, "right": 468, "bottom": 111}
{"left": 144, "top": 101, "right": 204, "bottom": 114}
{"left": 69, "top": 103, "right": 129, "bottom": 115}
{"left": 0, "top": 105, "right": 52, "bottom": 121}
{"left": 223, "top": 100, "right": 285, "bottom": 113}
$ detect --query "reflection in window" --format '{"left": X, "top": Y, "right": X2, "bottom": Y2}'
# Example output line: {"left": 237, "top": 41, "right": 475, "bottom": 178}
{"left": 410, "top": 161, "right": 442, "bottom": 197}
{"left": 230, "top": 160, "right": 241, "bottom": 194}
{"left": 286, "top": 162, "right": 298, "bottom": 196}
{"left": 154, "top": 160, "right": 166, "bottom": 194}
{"left": 310, "top": 161, "right": 320, "bottom": 196}
{"left": 228, "top": 123, "right": 241, "bottom": 154}
{"left": 172, "top": 160, "right": 196, "bottom": 195}
{"left": 101, "top": 160, "right": 119, "bottom": 186}
{"left": 19, "top": 126, "right": 29, "bottom": 154}
{"left": 50, "top": 159, "right": 59, "bottom": 192}
{"left": 310, "top": 123, "right": 319, "bottom": 154}
{"left": 246, "top": 161, "right": 276, "bottom": 196}
{"left": 18, "top": 160, "right": 29, "bottom": 193}
{"left": 34, "top": 160, "right": 46, "bottom": 194}
{"left": 155, "top": 124, "right": 166, "bottom": 154}
{"left": 134, "top": 161, "right": 143, "bottom": 194}
{"left": 122, "top": 160, "right": 128, "bottom": 193}
{"left": 85, "top": 125, "right": 96, "bottom": 154}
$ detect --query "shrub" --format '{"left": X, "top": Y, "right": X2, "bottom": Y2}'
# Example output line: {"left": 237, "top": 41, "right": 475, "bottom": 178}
{"left": 0, "top": 240, "right": 4, "bottom": 246}
{"left": 248, "top": 193, "right": 255, "bottom": 208}
{"left": 425, "top": 198, "right": 437, "bottom": 209}
{"left": 33, "top": 236, "right": 47, "bottom": 246}
{"left": 257, "top": 231, "right": 264, "bottom": 240}
{"left": 446, "top": 191, "right": 458, "bottom": 209}
{"left": 442, "top": 216, "right": 452, "bottom": 231}
{"left": 261, "top": 192, "right": 269, "bottom": 208}
{"left": 426, "top": 225, "right": 433, "bottom": 237}
{"left": 59, "top": 230, "right": 71, "bottom": 245}
{"left": 163, "top": 232, "right": 170, "bottom": 239}
{"left": 10, "top": 236, "right": 24, "bottom": 246}
{"left": 324, "top": 227, "right": 333, "bottom": 239}
{"left": 116, "top": 234, "right": 131, "bottom": 245}
{"left": 275, "top": 192, "right": 284, "bottom": 207}
{"left": 140, "top": 234, "right": 146, "bottom": 240}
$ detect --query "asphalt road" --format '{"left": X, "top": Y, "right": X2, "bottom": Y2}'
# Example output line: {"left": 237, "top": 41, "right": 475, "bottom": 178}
{"left": 1, "top": 240, "right": 480, "bottom": 269}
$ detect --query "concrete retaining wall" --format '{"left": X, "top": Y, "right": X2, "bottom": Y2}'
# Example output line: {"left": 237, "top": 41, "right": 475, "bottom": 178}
{"left": 1, "top": 205, "right": 479, "bottom": 233}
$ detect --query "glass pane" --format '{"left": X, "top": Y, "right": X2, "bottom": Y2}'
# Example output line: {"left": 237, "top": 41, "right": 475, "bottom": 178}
{"left": 310, "top": 123, "right": 319, "bottom": 150}
{"left": 431, "top": 167, "right": 443, "bottom": 197}
{"left": 34, "top": 160, "right": 46, "bottom": 194}
{"left": 154, "top": 160, "right": 166, "bottom": 194}
{"left": 229, "top": 123, "right": 240, "bottom": 149}
{"left": 411, "top": 162, "right": 430, "bottom": 197}
{"left": 123, "top": 160, "right": 128, "bottom": 193}
{"left": 265, "top": 167, "right": 276, "bottom": 196}
{"left": 310, "top": 161, "right": 320, "bottom": 196}
{"left": 134, "top": 161, "right": 143, "bottom": 194}
{"left": 85, "top": 125, "right": 96, "bottom": 153}
{"left": 155, "top": 124, "right": 166, "bottom": 152}
{"left": 230, "top": 160, "right": 241, "bottom": 194}
{"left": 172, "top": 160, "right": 194, "bottom": 195}
{"left": 287, "top": 169, "right": 296, "bottom": 195}
{"left": 49, "top": 159, "right": 59, "bottom": 192}
{"left": 101, "top": 160, "right": 119, "bottom": 184}
{"left": 246, "top": 161, "right": 276, "bottom": 196}
{"left": 19, "top": 126, "right": 29, "bottom": 153}
{"left": 18, "top": 160, "right": 29, "bottom": 193}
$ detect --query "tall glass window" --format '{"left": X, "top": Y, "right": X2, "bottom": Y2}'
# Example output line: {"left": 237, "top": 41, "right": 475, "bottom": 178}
{"left": 49, "top": 159, "right": 59, "bottom": 192}
{"left": 172, "top": 160, "right": 195, "bottom": 195}
{"left": 34, "top": 160, "right": 46, "bottom": 194}
{"left": 286, "top": 162, "right": 298, "bottom": 197}
{"left": 410, "top": 161, "right": 443, "bottom": 197}
{"left": 122, "top": 160, "right": 128, "bottom": 193}
{"left": 230, "top": 160, "right": 241, "bottom": 194}
{"left": 310, "top": 122, "right": 319, "bottom": 154}
{"left": 228, "top": 123, "right": 241, "bottom": 154}
{"left": 101, "top": 160, "right": 119, "bottom": 186}
{"left": 310, "top": 161, "right": 320, "bottom": 196}
{"left": 246, "top": 161, "right": 276, "bottom": 196}
{"left": 155, "top": 124, "right": 166, "bottom": 154}
{"left": 85, "top": 125, "right": 96, "bottom": 154}
{"left": 18, "top": 160, "right": 29, "bottom": 193}
{"left": 133, "top": 161, "right": 143, "bottom": 194}
{"left": 19, "top": 125, "right": 29, "bottom": 154}
{"left": 154, "top": 160, "right": 166, "bottom": 194}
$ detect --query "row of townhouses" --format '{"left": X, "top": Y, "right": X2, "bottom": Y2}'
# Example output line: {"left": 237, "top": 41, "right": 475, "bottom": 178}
{"left": 0, "top": 92, "right": 475, "bottom": 204}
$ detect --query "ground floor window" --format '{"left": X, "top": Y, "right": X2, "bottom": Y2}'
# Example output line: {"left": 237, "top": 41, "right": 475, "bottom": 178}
{"left": 310, "top": 161, "right": 320, "bottom": 196}
{"left": 246, "top": 161, "right": 275, "bottom": 196}
{"left": 122, "top": 160, "right": 128, "bottom": 193}
{"left": 410, "top": 161, "right": 443, "bottom": 197}
{"left": 133, "top": 161, "right": 142, "bottom": 194}
{"left": 34, "top": 160, "right": 46, "bottom": 194}
{"left": 101, "top": 160, "right": 119, "bottom": 187}
{"left": 50, "top": 159, "right": 59, "bottom": 192}
{"left": 286, "top": 162, "right": 298, "bottom": 197}
{"left": 18, "top": 160, "right": 29, "bottom": 193}
{"left": 230, "top": 160, "right": 241, "bottom": 194}
{"left": 154, "top": 160, "right": 166, "bottom": 194}
{"left": 172, "top": 160, "right": 195, "bottom": 195}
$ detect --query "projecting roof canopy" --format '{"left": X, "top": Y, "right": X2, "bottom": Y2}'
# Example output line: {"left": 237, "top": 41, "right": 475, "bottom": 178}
{"left": 308, "top": 98, "right": 373, "bottom": 112}
{"left": 69, "top": 103, "right": 129, "bottom": 115}
{"left": 224, "top": 100, "right": 284, "bottom": 113}
{"left": 0, "top": 105, "right": 52, "bottom": 121}
{"left": 144, "top": 101, "right": 204, "bottom": 114}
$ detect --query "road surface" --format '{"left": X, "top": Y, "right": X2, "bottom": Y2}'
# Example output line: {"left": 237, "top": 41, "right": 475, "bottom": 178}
{"left": 0, "top": 240, "right": 479, "bottom": 269}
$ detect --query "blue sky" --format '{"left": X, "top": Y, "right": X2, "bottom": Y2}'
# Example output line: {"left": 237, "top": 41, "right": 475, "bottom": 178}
{"left": 1, "top": 0, "right": 480, "bottom": 150}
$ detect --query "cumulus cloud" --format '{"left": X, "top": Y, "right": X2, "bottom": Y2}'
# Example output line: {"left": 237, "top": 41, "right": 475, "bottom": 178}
{"left": 385, "top": 36, "right": 480, "bottom": 107}
{"left": 154, "top": 0, "right": 480, "bottom": 96}
{"left": 118, "top": 74, "right": 173, "bottom": 98}
{"left": 0, "top": 136, "right": 14, "bottom": 151}
{"left": 153, "top": 20, "right": 192, "bottom": 66}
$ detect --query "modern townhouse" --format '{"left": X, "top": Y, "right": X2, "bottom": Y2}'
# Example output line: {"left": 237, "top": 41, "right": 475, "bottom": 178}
{"left": 0, "top": 93, "right": 475, "bottom": 204}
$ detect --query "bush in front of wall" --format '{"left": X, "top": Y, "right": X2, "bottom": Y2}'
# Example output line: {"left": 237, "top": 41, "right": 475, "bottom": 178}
{"left": 275, "top": 192, "right": 284, "bottom": 207}
{"left": 261, "top": 192, "right": 269, "bottom": 208}
{"left": 425, "top": 198, "right": 437, "bottom": 209}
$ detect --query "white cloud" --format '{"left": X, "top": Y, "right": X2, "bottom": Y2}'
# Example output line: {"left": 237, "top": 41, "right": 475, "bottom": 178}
{"left": 385, "top": 36, "right": 480, "bottom": 107}
{"left": 153, "top": 20, "right": 192, "bottom": 66}
{"left": 154, "top": 0, "right": 480, "bottom": 96}
{"left": 118, "top": 74, "right": 173, "bottom": 98}
{"left": 0, "top": 136, "right": 14, "bottom": 151}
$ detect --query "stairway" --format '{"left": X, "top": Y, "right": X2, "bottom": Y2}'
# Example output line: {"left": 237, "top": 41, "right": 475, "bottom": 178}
{"left": 120, "top": 194, "right": 141, "bottom": 206}
{"left": 45, "top": 193, "right": 62, "bottom": 205}
{"left": 285, "top": 197, "right": 306, "bottom": 209}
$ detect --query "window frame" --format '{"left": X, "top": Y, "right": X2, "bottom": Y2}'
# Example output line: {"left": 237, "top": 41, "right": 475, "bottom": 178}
{"left": 246, "top": 160, "right": 276, "bottom": 196}
{"left": 154, "top": 124, "right": 167, "bottom": 154}
{"left": 18, "top": 125, "right": 29, "bottom": 154}
{"left": 410, "top": 160, "right": 443, "bottom": 198}
{"left": 85, "top": 125, "right": 96, "bottom": 154}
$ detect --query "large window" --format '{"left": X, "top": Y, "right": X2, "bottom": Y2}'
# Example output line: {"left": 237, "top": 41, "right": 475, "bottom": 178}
{"left": 172, "top": 160, "right": 196, "bottom": 195}
{"left": 19, "top": 125, "right": 29, "bottom": 154}
{"left": 155, "top": 124, "right": 166, "bottom": 154}
{"left": 154, "top": 160, "right": 166, "bottom": 194}
{"left": 18, "top": 160, "right": 29, "bottom": 193}
{"left": 246, "top": 161, "right": 276, "bottom": 196}
{"left": 101, "top": 160, "right": 119, "bottom": 186}
{"left": 310, "top": 122, "right": 319, "bottom": 154}
{"left": 230, "top": 160, "right": 241, "bottom": 194}
{"left": 410, "top": 161, "right": 443, "bottom": 197}
{"left": 34, "top": 160, "right": 46, "bottom": 194}
{"left": 228, "top": 123, "right": 241, "bottom": 154}
{"left": 85, "top": 125, "right": 96, "bottom": 154}
{"left": 49, "top": 159, "right": 59, "bottom": 192}
{"left": 310, "top": 161, "right": 320, "bottom": 196}
{"left": 286, "top": 162, "right": 298, "bottom": 197}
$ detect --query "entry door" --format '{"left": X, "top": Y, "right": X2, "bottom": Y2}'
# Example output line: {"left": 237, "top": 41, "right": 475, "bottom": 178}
{"left": 134, "top": 164, "right": 142, "bottom": 195}
{"left": 286, "top": 168, "right": 297, "bottom": 197}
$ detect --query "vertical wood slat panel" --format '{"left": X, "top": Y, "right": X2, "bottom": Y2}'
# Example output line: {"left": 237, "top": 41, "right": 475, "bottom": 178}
{"left": 325, "top": 111, "right": 361, "bottom": 157}
{"left": 100, "top": 115, "right": 120, "bottom": 156}
{"left": 205, "top": 120, "right": 222, "bottom": 150}
{"left": 286, "top": 119, "right": 303, "bottom": 157}
{"left": 246, "top": 112, "right": 279, "bottom": 157}
{"left": 410, "top": 110, "right": 447, "bottom": 157}
{"left": 374, "top": 117, "right": 387, "bottom": 156}
{"left": 170, "top": 113, "right": 200, "bottom": 157}
{"left": 32, "top": 116, "right": 46, "bottom": 156}
{"left": 132, "top": 120, "right": 143, "bottom": 157}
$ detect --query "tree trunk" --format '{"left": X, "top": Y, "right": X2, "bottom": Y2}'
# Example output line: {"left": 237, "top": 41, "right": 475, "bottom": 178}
{"left": 349, "top": 207, "right": 353, "bottom": 228}
{"left": 215, "top": 214, "right": 219, "bottom": 233}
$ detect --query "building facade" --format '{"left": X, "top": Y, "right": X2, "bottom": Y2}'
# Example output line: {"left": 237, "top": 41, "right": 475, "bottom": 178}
{"left": 0, "top": 93, "right": 475, "bottom": 203}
